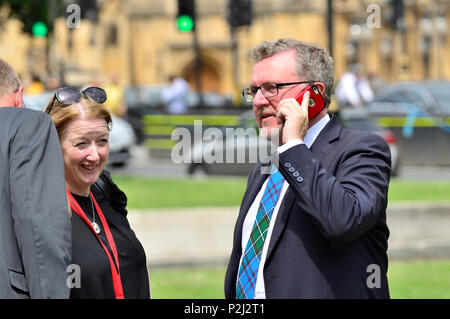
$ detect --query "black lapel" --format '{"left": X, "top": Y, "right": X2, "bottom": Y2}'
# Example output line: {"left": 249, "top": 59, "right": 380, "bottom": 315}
{"left": 310, "top": 114, "right": 342, "bottom": 160}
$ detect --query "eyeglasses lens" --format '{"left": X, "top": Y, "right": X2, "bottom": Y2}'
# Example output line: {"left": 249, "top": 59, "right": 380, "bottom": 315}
{"left": 56, "top": 88, "right": 81, "bottom": 104}
{"left": 83, "top": 87, "right": 107, "bottom": 104}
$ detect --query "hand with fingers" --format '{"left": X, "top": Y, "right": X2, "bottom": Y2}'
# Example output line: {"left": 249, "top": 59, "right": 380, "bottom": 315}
{"left": 277, "top": 90, "right": 310, "bottom": 145}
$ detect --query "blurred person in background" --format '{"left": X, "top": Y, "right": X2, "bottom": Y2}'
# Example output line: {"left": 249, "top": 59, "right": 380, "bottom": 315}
{"left": 46, "top": 75, "right": 62, "bottom": 91}
{"left": 104, "top": 72, "right": 127, "bottom": 118}
{"left": 24, "top": 74, "right": 45, "bottom": 95}
{"left": 45, "top": 86, "right": 150, "bottom": 299}
{"left": 0, "top": 58, "right": 71, "bottom": 298}
{"left": 334, "top": 64, "right": 374, "bottom": 108}
{"left": 162, "top": 75, "right": 190, "bottom": 114}
{"left": 225, "top": 39, "right": 391, "bottom": 299}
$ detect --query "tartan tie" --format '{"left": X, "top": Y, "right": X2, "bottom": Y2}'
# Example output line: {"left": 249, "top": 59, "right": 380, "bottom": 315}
{"left": 236, "top": 165, "right": 284, "bottom": 299}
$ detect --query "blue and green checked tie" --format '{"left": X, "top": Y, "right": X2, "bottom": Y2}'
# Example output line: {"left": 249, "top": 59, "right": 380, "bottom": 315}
{"left": 236, "top": 165, "right": 285, "bottom": 299}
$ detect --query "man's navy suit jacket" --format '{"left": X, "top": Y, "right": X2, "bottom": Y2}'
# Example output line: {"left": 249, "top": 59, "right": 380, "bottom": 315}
{"left": 225, "top": 115, "right": 391, "bottom": 298}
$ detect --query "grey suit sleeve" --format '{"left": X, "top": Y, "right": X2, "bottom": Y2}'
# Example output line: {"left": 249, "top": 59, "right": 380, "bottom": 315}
{"left": 9, "top": 111, "right": 71, "bottom": 298}
{"left": 279, "top": 133, "right": 391, "bottom": 248}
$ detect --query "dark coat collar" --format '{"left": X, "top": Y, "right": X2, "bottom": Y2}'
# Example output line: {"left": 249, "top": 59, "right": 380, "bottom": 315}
{"left": 309, "top": 114, "right": 342, "bottom": 158}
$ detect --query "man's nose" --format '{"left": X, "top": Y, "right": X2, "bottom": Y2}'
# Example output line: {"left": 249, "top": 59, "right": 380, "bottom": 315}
{"left": 252, "top": 88, "right": 269, "bottom": 107}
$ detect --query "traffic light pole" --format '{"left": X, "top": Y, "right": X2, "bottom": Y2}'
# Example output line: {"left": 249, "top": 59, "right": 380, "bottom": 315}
{"left": 193, "top": 24, "right": 204, "bottom": 108}
{"left": 176, "top": 0, "right": 203, "bottom": 107}
{"left": 230, "top": 25, "right": 240, "bottom": 106}
{"left": 227, "top": 0, "right": 252, "bottom": 106}
{"left": 327, "top": 0, "right": 333, "bottom": 57}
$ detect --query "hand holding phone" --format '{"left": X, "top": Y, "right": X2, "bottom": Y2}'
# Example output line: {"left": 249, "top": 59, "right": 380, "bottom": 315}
{"left": 295, "top": 84, "right": 326, "bottom": 121}
{"left": 276, "top": 83, "right": 326, "bottom": 144}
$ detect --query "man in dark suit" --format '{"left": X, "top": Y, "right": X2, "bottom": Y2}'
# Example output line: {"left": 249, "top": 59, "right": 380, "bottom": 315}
{"left": 0, "top": 58, "right": 71, "bottom": 298}
{"left": 225, "top": 39, "right": 391, "bottom": 299}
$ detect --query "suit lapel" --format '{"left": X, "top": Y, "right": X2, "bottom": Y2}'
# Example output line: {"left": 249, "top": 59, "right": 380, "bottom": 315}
{"left": 310, "top": 114, "right": 342, "bottom": 161}
{"left": 265, "top": 115, "right": 343, "bottom": 262}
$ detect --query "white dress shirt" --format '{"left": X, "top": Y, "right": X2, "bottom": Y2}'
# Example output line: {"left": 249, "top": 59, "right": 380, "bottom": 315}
{"left": 334, "top": 72, "right": 374, "bottom": 106}
{"left": 161, "top": 78, "right": 189, "bottom": 114}
{"left": 238, "top": 114, "right": 330, "bottom": 299}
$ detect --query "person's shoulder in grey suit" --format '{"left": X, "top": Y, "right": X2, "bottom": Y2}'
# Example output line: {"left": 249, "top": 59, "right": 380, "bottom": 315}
{"left": 0, "top": 107, "right": 71, "bottom": 298}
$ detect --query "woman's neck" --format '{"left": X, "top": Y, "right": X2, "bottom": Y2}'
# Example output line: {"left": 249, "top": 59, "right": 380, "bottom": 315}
{"left": 66, "top": 183, "right": 90, "bottom": 197}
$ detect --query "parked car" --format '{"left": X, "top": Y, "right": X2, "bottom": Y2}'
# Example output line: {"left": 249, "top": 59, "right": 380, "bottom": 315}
{"left": 365, "top": 81, "right": 450, "bottom": 116}
{"left": 363, "top": 80, "right": 450, "bottom": 166}
{"left": 187, "top": 109, "right": 400, "bottom": 176}
{"left": 187, "top": 110, "right": 268, "bottom": 176}
{"left": 22, "top": 92, "right": 135, "bottom": 167}
{"left": 105, "top": 114, "right": 135, "bottom": 167}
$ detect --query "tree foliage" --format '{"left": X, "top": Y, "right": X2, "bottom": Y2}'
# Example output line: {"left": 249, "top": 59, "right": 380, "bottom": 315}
{"left": 0, "top": 0, "right": 68, "bottom": 35}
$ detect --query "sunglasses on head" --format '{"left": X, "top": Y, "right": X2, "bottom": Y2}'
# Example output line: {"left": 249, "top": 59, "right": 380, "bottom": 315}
{"left": 46, "top": 86, "right": 107, "bottom": 114}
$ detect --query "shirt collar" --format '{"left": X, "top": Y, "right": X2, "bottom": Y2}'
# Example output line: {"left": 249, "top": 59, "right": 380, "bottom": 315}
{"left": 303, "top": 113, "right": 330, "bottom": 148}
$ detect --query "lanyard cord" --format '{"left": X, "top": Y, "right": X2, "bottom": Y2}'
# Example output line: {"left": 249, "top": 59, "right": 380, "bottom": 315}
{"left": 67, "top": 189, "right": 124, "bottom": 299}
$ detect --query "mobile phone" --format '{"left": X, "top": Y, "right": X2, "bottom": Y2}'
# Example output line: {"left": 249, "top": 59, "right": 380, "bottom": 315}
{"left": 295, "top": 84, "right": 326, "bottom": 121}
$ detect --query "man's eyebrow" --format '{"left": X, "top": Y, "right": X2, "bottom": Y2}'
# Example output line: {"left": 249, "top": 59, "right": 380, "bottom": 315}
{"left": 250, "top": 81, "right": 276, "bottom": 86}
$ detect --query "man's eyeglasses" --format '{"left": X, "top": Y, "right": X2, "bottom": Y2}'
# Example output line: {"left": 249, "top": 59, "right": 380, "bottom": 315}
{"left": 46, "top": 86, "right": 107, "bottom": 114}
{"left": 242, "top": 81, "right": 316, "bottom": 103}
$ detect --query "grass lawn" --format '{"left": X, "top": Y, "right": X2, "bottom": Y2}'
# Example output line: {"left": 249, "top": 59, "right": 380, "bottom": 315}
{"left": 388, "top": 259, "right": 450, "bottom": 298}
{"left": 388, "top": 179, "right": 450, "bottom": 202}
{"left": 149, "top": 259, "right": 450, "bottom": 299}
{"left": 111, "top": 176, "right": 450, "bottom": 210}
{"left": 150, "top": 266, "right": 226, "bottom": 299}
{"left": 112, "top": 176, "right": 248, "bottom": 209}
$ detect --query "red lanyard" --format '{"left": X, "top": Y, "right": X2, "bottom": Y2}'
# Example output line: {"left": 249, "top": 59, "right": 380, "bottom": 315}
{"left": 67, "top": 189, "right": 124, "bottom": 299}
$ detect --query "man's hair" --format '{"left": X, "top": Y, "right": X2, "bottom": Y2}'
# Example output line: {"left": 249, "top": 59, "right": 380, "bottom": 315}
{"left": 249, "top": 38, "right": 334, "bottom": 105}
{"left": 0, "top": 58, "right": 21, "bottom": 99}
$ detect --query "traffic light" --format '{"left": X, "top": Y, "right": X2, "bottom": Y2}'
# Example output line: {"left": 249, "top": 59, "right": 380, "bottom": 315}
{"left": 177, "top": 0, "right": 195, "bottom": 32}
{"left": 80, "top": 0, "right": 99, "bottom": 22}
{"left": 32, "top": 21, "right": 48, "bottom": 37}
{"left": 390, "top": 0, "right": 405, "bottom": 30}
{"left": 227, "top": 0, "right": 252, "bottom": 28}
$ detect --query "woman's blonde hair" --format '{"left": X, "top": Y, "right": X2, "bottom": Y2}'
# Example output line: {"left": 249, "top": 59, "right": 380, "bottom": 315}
{"left": 45, "top": 95, "right": 112, "bottom": 141}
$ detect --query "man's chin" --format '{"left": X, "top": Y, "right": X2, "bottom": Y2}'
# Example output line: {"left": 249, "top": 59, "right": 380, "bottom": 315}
{"left": 260, "top": 126, "right": 281, "bottom": 146}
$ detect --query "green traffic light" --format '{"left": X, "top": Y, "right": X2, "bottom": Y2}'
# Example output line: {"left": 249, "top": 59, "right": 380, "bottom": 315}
{"left": 32, "top": 21, "right": 48, "bottom": 37}
{"left": 177, "top": 15, "right": 194, "bottom": 32}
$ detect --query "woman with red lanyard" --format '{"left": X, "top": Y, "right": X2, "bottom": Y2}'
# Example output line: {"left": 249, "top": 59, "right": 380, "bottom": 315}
{"left": 45, "top": 87, "right": 150, "bottom": 299}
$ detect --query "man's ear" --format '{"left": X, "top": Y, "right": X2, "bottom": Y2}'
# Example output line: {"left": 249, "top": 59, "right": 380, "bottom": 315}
{"left": 14, "top": 85, "right": 23, "bottom": 108}
{"left": 313, "top": 82, "right": 325, "bottom": 95}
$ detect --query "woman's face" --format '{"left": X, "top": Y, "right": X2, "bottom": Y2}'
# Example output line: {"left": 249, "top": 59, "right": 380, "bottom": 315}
{"left": 61, "top": 117, "right": 109, "bottom": 196}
